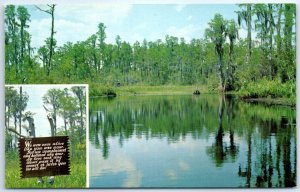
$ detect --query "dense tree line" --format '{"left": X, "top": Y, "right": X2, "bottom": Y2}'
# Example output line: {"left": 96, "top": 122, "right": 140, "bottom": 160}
{"left": 5, "top": 4, "right": 296, "bottom": 97}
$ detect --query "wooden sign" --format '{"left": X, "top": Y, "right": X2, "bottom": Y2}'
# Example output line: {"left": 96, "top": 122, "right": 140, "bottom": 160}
{"left": 18, "top": 136, "right": 70, "bottom": 178}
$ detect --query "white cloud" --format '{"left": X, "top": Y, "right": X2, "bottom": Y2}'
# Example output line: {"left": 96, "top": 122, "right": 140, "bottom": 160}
{"left": 166, "top": 24, "right": 201, "bottom": 42}
{"left": 175, "top": 4, "right": 186, "bottom": 12}
{"left": 55, "top": 19, "right": 93, "bottom": 44}
{"left": 187, "top": 15, "right": 192, "bottom": 21}
{"left": 29, "top": 4, "right": 132, "bottom": 48}
{"left": 56, "top": 4, "right": 132, "bottom": 24}
{"left": 28, "top": 18, "right": 50, "bottom": 49}
{"left": 30, "top": 18, "right": 93, "bottom": 48}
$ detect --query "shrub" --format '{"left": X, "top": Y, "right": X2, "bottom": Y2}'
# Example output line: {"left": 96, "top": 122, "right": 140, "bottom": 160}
{"left": 239, "top": 78, "right": 295, "bottom": 99}
{"left": 89, "top": 83, "right": 117, "bottom": 97}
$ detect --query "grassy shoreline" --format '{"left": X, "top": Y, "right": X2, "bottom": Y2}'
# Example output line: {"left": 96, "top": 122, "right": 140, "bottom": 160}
{"left": 89, "top": 84, "right": 212, "bottom": 97}
{"left": 90, "top": 85, "right": 295, "bottom": 107}
{"left": 5, "top": 151, "right": 86, "bottom": 188}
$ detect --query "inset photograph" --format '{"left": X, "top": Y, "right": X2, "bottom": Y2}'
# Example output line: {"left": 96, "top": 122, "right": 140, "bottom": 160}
{"left": 5, "top": 85, "right": 88, "bottom": 188}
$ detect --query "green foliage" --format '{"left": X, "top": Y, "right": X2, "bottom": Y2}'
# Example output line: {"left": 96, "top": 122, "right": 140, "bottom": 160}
{"left": 102, "top": 87, "right": 117, "bottom": 96}
{"left": 43, "top": 87, "right": 87, "bottom": 158}
{"left": 207, "top": 74, "right": 220, "bottom": 91}
{"left": 5, "top": 130, "right": 13, "bottom": 152}
{"left": 89, "top": 84, "right": 117, "bottom": 97}
{"left": 5, "top": 86, "right": 29, "bottom": 149}
{"left": 239, "top": 78, "right": 296, "bottom": 99}
{"left": 4, "top": 4, "right": 296, "bottom": 103}
{"left": 205, "top": 14, "right": 240, "bottom": 91}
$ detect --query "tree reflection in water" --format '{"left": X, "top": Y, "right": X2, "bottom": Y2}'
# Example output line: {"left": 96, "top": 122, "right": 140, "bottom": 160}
{"left": 89, "top": 95, "right": 296, "bottom": 187}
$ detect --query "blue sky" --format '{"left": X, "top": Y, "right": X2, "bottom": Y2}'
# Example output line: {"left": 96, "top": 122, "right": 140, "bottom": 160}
{"left": 25, "top": 4, "right": 246, "bottom": 49}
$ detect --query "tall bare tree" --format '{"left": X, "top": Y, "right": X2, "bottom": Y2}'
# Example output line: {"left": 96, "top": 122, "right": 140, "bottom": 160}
{"left": 36, "top": 4, "right": 56, "bottom": 76}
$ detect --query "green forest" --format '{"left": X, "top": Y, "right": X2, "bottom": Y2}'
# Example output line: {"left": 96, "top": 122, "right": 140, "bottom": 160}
{"left": 5, "top": 86, "right": 86, "bottom": 188}
{"left": 5, "top": 4, "right": 296, "bottom": 104}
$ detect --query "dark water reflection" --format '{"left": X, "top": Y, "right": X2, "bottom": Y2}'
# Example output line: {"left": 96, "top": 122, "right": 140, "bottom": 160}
{"left": 89, "top": 94, "right": 296, "bottom": 188}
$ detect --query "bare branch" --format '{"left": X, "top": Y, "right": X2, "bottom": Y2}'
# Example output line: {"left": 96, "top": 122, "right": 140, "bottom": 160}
{"left": 43, "top": 105, "right": 50, "bottom": 112}
{"left": 34, "top": 5, "right": 51, "bottom": 15}
{"left": 7, "top": 128, "right": 26, "bottom": 138}
{"left": 47, "top": 4, "right": 56, "bottom": 9}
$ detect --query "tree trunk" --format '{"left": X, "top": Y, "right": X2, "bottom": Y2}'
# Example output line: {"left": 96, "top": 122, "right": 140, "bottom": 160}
{"left": 47, "top": 114, "right": 55, "bottom": 137}
{"left": 268, "top": 4, "right": 275, "bottom": 79}
{"left": 217, "top": 53, "right": 225, "bottom": 91}
{"left": 228, "top": 39, "right": 235, "bottom": 90}
{"left": 80, "top": 105, "right": 84, "bottom": 142}
{"left": 13, "top": 31, "right": 18, "bottom": 77}
{"left": 14, "top": 115, "right": 17, "bottom": 148}
{"left": 247, "top": 5, "right": 252, "bottom": 61}
{"left": 53, "top": 108, "right": 57, "bottom": 135}
{"left": 276, "top": 4, "right": 282, "bottom": 55}
{"left": 20, "top": 23, "right": 24, "bottom": 73}
{"left": 246, "top": 133, "right": 252, "bottom": 187}
{"left": 283, "top": 4, "right": 294, "bottom": 82}
{"left": 63, "top": 114, "right": 68, "bottom": 135}
{"left": 27, "top": 39, "right": 32, "bottom": 67}
{"left": 5, "top": 106, "right": 10, "bottom": 129}
{"left": 19, "top": 86, "right": 22, "bottom": 136}
{"left": 47, "top": 5, "right": 55, "bottom": 76}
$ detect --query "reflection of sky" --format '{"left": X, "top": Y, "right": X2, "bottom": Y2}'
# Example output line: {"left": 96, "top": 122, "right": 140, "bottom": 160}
{"left": 89, "top": 139, "right": 143, "bottom": 188}
{"left": 90, "top": 129, "right": 297, "bottom": 188}
{"left": 6, "top": 85, "right": 86, "bottom": 137}
{"left": 89, "top": 134, "right": 244, "bottom": 188}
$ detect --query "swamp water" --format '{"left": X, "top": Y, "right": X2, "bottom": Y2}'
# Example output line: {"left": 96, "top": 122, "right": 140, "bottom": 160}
{"left": 89, "top": 94, "right": 296, "bottom": 188}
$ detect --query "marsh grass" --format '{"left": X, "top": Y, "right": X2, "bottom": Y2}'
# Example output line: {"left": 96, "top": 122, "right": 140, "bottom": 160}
{"left": 90, "top": 84, "right": 210, "bottom": 97}
{"left": 5, "top": 151, "right": 86, "bottom": 188}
